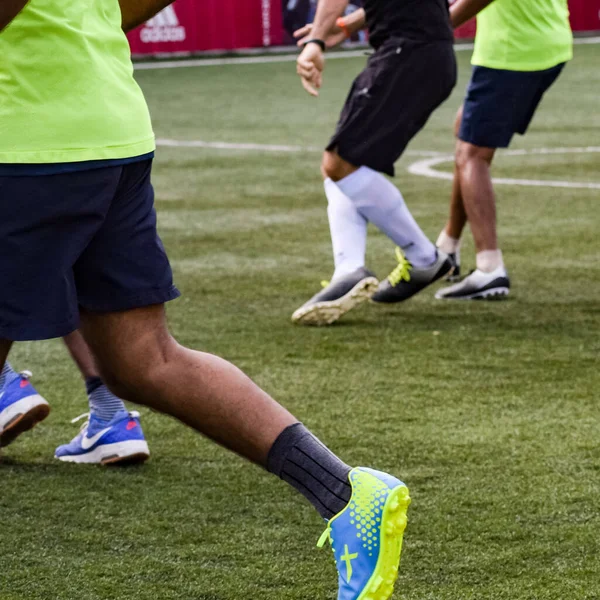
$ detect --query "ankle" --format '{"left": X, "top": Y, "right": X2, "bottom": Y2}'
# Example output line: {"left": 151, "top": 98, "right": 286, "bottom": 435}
{"left": 436, "top": 230, "right": 461, "bottom": 255}
{"left": 476, "top": 249, "right": 504, "bottom": 273}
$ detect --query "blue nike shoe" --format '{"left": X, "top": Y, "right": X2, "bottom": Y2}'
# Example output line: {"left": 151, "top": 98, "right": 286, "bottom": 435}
{"left": 0, "top": 370, "right": 50, "bottom": 448}
{"left": 318, "top": 467, "right": 411, "bottom": 600}
{"left": 55, "top": 409, "right": 150, "bottom": 465}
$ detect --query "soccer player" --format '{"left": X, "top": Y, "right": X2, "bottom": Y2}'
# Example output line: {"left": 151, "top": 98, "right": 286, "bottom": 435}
{"left": 0, "top": 332, "right": 150, "bottom": 464}
{"left": 0, "top": 1, "right": 409, "bottom": 597}
{"left": 292, "top": 0, "right": 456, "bottom": 326}
{"left": 434, "top": 0, "right": 573, "bottom": 300}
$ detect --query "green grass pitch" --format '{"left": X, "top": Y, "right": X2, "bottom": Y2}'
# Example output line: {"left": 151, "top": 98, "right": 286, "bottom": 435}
{"left": 1, "top": 43, "right": 599, "bottom": 600}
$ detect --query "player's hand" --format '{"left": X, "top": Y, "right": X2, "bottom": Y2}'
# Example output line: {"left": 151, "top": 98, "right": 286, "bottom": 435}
{"left": 296, "top": 42, "right": 325, "bottom": 97}
{"left": 293, "top": 22, "right": 348, "bottom": 49}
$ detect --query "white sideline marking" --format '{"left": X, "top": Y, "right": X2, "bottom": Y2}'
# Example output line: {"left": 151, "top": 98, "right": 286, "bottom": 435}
{"left": 135, "top": 37, "right": 600, "bottom": 71}
{"left": 156, "top": 138, "right": 442, "bottom": 156}
{"left": 408, "top": 147, "right": 600, "bottom": 190}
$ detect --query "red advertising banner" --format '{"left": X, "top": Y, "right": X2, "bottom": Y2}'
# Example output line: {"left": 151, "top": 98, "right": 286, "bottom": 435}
{"left": 128, "top": 0, "right": 283, "bottom": 55}
{"left": 128, "top": 0, "right": 600, "bottom": 57}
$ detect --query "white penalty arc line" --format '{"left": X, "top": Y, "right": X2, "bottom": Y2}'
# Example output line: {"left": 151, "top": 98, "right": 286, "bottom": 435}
{"left": 156, "top": 138, "right": 442, "bottom": 156}
{"left": 408, "top": 146, "right": 600, "bottom": 190}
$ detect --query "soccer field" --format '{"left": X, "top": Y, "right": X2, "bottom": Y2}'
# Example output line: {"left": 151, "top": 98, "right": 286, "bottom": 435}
{"left": 2, "top": 43, "right": 599, "bottom": 600}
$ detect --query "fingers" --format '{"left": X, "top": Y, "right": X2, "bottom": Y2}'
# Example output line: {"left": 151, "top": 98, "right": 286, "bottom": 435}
{"left": 293, "top": 23, "right": 312, "bottom": 40}
{"left": 301, "top": 77, "right": 319, "bottom": 97}
{"left": 296, "top": 57, "right": 317, "bottom": 80}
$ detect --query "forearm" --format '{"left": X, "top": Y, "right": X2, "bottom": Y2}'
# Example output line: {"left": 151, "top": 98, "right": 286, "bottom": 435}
{"left": 119, "top": 0, "right": 175, "bottom": 33}
{"left": 450, "top": 0, "right": 496, "bottom": 28}
{"left": 0, "top": 0, "right": 28, "bottom": 32}
{"left": 341, "top": 8, "right": 366, "bottom": 36}
{"left": 311, "top": 0, "right": 349, "bottom": 41}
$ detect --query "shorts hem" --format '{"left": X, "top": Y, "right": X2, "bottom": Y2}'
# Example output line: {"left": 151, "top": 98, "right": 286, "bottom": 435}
{"left": 0, "top": 319, "right": 78, "bottom": 342}
{"left": 458, "top": 130, "right": 512, "bottom": 149}
{"left": 79, "top": 285, "right": 181, "bottom": 313}
{"left": 327, "top": 138, "right": 397, "bottom": 177}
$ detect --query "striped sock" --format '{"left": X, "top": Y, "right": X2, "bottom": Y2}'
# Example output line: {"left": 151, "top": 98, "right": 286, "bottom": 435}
{"left": 267, "top": 423, "right": 352, "bottom": 520}
{"left": 86, "top": 377, "right": 127, "bottom": 423}
{"left": 0, "top": 362, "right": 17, "bottom": 390}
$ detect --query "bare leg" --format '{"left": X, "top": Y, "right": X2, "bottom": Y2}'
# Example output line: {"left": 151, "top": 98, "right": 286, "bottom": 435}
{"left": 63, "top": 331, "right": 99, "bottom": 380}
{"left": 0, "top": 340, "right": 12, "bottom": 372}
{"left": 447, "top": 163, "right": 468, "bottom": 239}
{"left": 455, "top": 140, "right": 497, "bottom": 252}
{"left": 444, "top": 106, "right": 468, "bottom": 240}
{"left": 80, "top": 305, "right": 296, "bottom": 466}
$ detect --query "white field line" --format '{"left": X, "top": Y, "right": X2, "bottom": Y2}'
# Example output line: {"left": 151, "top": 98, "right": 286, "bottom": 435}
{"left": 408, "top": 147, "right": 600, "bottom": 190}
{"left": 156, "top": 138, "right": 442, "bottom": 156}
{"left": 135, "top": 36, "right": 600, "bottom": 71}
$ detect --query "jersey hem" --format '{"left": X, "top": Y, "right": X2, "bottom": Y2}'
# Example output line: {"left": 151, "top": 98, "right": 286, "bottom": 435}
{"left": 0, "top": 137, "right": 156, "bottom": 164}
{"left": 472, "top": 51, "right": 573, "bottom": 73}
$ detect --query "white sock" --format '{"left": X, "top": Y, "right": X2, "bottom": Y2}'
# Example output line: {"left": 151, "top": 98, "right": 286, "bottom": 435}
{"left": 476, "top": 249, "right": 504, "bottom": 273}
{"left": 337, "top": 167, "right": 437, "bottom": 268}
{"left": 324, "top": 178, "right": 368, "bottom": 280}
{"left": 436, "top": 230, "right": 461, "bottom": 255}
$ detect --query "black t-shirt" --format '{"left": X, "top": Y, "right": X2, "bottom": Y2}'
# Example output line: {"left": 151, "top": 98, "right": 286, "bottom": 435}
{"left": 364, "top": 0, "right": 454, "bottom": 48}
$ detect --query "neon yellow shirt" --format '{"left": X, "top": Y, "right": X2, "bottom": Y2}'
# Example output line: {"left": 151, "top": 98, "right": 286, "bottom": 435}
{"left": 472, "top": 0, "right": 573, "bottom": 72}
{"left": 0, "top": 0, "right": 154, "bottom": 164}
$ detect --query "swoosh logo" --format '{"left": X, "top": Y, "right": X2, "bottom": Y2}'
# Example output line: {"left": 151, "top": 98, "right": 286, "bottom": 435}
{"left": 81, "top": 427, "right": 112, "bottom": 450}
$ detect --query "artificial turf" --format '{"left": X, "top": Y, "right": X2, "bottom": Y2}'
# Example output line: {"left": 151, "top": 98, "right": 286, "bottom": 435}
{"left": 1, "top": 42, "right": 599, "bottom": 600}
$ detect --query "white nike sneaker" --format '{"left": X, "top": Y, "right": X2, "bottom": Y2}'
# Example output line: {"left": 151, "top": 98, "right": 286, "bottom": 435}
{"left": 435, "top": 266, "right": 510, "bottom": 300}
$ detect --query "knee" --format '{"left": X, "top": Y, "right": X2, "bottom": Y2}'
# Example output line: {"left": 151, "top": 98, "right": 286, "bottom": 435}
{"left": 455, "top": 141, "right": 494, "bottom": 172}
{"left": 98, "top": 340, "right": 179, "bottom": 406}
{"left": 321, "top": 151, "right": 356, "bottom": 182}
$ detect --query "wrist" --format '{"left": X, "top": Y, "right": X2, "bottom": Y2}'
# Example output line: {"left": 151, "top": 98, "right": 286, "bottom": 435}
{"left": 304, "top": 39, "right": 326, "bottom": 52}
{"left": 336, "top": 17, "right": 351, "bottom": 39}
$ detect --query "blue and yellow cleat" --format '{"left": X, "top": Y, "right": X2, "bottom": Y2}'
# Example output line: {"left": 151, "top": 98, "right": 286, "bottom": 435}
{"left": 318, "top": 467, "right": 411, "bottom": 600}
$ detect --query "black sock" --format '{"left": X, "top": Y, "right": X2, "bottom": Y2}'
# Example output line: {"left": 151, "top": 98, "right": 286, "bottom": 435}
{"left": 267, "top": 423, "right": 352, "bottom": 520}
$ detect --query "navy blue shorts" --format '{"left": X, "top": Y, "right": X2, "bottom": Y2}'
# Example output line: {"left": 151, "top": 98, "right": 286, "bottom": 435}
{"left": 0, "top": 159, "right": 180, "bottom": 341}
{"left": 459, "top": 63, "right": 565, "bottom": 148}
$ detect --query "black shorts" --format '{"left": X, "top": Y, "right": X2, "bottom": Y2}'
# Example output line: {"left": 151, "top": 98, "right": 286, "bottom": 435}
{"left": 459, "top": 63, "right": 565, "bottom": 148}
{"left": 0, "top": 160, "right": 180, "bottom": 341}
{"left": 327, "top": 38, "right": 457, "bottom": 176}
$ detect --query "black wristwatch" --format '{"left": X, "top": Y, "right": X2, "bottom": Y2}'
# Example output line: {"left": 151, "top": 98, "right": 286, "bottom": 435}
{"left": 304, "top": 39, "right": 326, "bottom": 52}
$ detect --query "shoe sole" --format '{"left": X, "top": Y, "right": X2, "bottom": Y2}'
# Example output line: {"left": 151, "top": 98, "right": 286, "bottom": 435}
{"left": 292, "top": 277, "right": 379, "bottom": 326}
{"left": 359, "top": 485, "right": 411, "bottom": 600}
{"left": 55, "top": 440, "right": 150, "bottom": 465}
{"left": 436, "top": 286, "right": 510, "bottom": 301}
{"left": 0, "top": 395, "right": 50, "bottom": 448}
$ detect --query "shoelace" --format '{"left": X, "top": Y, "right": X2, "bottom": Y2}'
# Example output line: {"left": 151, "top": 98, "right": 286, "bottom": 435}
{"left": 71, "top": 412, "right": 91, "bottom": 435}
{"left": 317, "top": 524, "right": 332, "bottom": 549}
{"left": 18, "top": 370, "right": 32, "bottom": 380}
{"left": 320, "top": 280, "right": 330, "bottom": 289}
{"left": 388, "top": 247, "right": 413, "bottom": 287}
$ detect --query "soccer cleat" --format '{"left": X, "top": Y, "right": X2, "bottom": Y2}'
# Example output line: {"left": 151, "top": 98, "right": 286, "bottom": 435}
{"left": 0, "top": 370, "right": 50, "bottom": 448}
{"left": 318, "top": 467, "right": 410, "bottom": 600}
{"left": 446, "top": 251, "right": 461, "bottom": 282}
{"left": 371, "top": 248, "right": 452, "bottom": 304}
{"left": 292, "top": 267, "right": 379, "bottom": 326}
{"left": 435, "top": 266, "right": 510, "bottom": 300}
{"left": 55, "top": 409, "right": 150, "bottom": 465}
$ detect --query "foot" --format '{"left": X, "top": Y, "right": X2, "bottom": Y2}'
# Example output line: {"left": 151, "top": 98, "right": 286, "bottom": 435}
{"left": 292, "top": 267, "right": 379, "bottom": 326}
{"left": 435, "top": 266, "right": 510, "bottom": 300}
{"left": 318, "top": 467, "right": 410, "bottom": 600}
{"left": 371, "top": 249, "right": 452, "bottom": 304}
{"left": 446, "top": 252, "right": 461, "bottom": 282}
{"left": 0, "top": 370, "right": 50, "bottom": 448}
{"left": 55, "top": 410, "right": 150, "bottom": 465}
